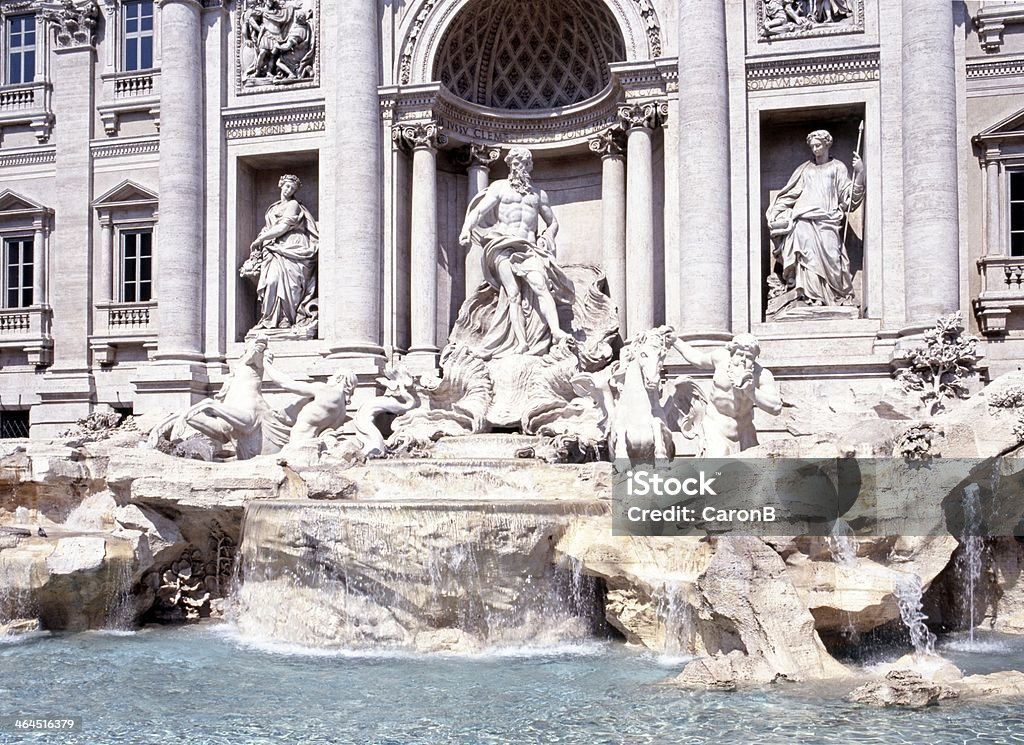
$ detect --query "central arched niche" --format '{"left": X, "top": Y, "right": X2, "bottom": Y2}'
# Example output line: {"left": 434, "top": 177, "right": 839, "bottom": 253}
{"left": 433, "top": 0, "right": 627, "bottom": 111}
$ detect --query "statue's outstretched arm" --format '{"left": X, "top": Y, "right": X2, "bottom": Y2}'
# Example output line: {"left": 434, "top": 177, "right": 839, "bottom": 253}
{"left": 753, "top": 369, "right": 783, "bottom": 416}
{"left": 670, "top": 336, "right": 716, "bottom": 370}
{"left": 263, "top": 359, "right": 318, "bottom": 398}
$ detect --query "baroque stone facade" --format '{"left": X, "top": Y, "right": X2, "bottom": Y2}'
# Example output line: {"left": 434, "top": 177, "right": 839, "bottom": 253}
{"left": 0, "top": 0, "right": 1017, "bottom": 439}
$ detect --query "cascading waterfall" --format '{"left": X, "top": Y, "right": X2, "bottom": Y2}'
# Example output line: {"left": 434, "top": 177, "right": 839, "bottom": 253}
{"left": 654, "top": 581, "right": 693, "bottom": 661}
{"left": 0, "top": 530, "right": 39, "bottom": 635}
{"left": 103, "top": 556, "right": 135, "bottom": 631}
{"left": 827, "top": 519, "right": 859, "bottom": 644}
{"left": 230, "top": 500, "right": 607, "bottom": 652}
{"left": 827, "top": 519, "right": 857, "bottom": 568}
{"left": 894, "top": 574, "right": 936, "bottom": 656}
{"left": 958, "top": 483, "right": 985, "bottom": 644}
{"left": 0, "top": 585, "right": 35, "bottom": 633}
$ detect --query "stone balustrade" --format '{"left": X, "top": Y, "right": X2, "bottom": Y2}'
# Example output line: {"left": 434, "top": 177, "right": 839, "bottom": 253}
{"left": 0, "top": 306, "right": 53, "bottom": 365}
{"left": 99, "top": 70, "right": 161, "bottom": 136}
{"left": 0, "top": 82, "right": 53, "bottom": 142}
{"left": 973, "top": 256, "right": 1024, "bottom": 335}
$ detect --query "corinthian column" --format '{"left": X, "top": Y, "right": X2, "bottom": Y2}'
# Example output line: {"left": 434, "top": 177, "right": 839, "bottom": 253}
{"left": 902, "top": 0, "right": 959, "bottom": 326}
{"left": 464, "top": 144, "right": 500, "bottom": 295}
{"left": 620, "top": 102, "right": 665, "bottom": 337}
{"left": 154, "top": 0, "right": 204, "bottom": 361}
{"left": 589, "top": 128, "right": 627, "bottom": 335}
{"left": 321, "top": 1, "right": 384, "bottom": 360}
{"left": 678, "top": 0, "right": 732, "bottom": 337}
{"left": 400, "top": 122, "right": 447, "bottom": 369}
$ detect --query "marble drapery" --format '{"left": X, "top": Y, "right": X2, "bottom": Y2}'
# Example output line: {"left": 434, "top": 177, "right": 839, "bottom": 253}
{"left": 766, "top": 157, "right": 864, "bottom": 306}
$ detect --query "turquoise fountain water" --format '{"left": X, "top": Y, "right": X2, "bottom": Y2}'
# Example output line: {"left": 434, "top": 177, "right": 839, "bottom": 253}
{"left": 1, "top": 626, "right": 1024, "bottom": 744}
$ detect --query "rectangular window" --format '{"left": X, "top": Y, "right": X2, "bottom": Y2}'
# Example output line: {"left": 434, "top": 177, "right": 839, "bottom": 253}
{"left": 1011, "top": 171, "right": 1024, "bottom": 257}
{"left": 6, "top": 16, "right": 36, "bottom": 85}
{"left": 123, "top": 0, "right": 155, "bottom": 72}
{"left": 3, "top": 236, "right": 34, "bottom": 308}
{"left": 0, "top": 409, "right": 30, "bottom": 439}
{"left": 121, "top": 229, "right": 152, "bottom": 303}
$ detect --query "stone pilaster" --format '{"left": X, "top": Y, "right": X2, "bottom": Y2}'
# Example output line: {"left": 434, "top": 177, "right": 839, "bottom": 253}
{"left": 398, "top": 122, "right": 447, "bottom": 370}
{"left": 678, "top": 0, "right": 732, "bottom": 338}
{"left": 33, "top": 3, "right": 99, "bottom": 436}
{"left": 984, "top": 154, "right": 1001, "bottom": 256}
{"left": 901, "top": 0, "right": 960, "bottom": 327}
{"left": 589, "top": 128, "right": 627, "bottom": 336}
{"left": 320, "top": 0, "right": 384, "bottom": 363}
{"left": 32, "top": 220, "right": 47, "bottom": 305}
{"left": 464, "top": 144, "right": 500, "bottom": 295}
{"left": 619, "top": 102, "right": 665, "bottom": 338}
{"left": 97, "top": 214, "right": 113, "bottom": 303}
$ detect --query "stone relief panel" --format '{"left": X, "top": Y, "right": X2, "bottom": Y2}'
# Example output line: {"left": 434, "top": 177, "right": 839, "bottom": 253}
{"left": 756, "top": 0, "right": 864, "bottom": 42}
{"left": 236, "top": 0, "right": 318, "bottom": 93}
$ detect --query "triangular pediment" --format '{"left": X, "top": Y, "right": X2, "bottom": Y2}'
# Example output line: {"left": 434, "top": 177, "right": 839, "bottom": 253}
{"left": 93, "top": 180, "right": 158, "bottom": 207}
{"left": 0, "top": 189, "right": 46, "bottom": 213}
{"left": 977, "top": 106, "right": 1024, "bottom": 142}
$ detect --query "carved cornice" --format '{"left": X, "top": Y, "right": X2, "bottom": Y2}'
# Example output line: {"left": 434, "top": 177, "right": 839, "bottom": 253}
{"left": 588, "top": 126, "right": 625, "bottom": 157}
{"left": 609, "top": 59, "right": 675, "bottom": 103}
{"left": 0, "top": 148, "right": 56, "bottom": 168}
{"left": 746, "top": 52, "right": 879, "bottom": 91}
{"left": 967, "top": 57, "right": 1024, "bottom": 80}
{"left": 42, "top": 0, "right": 99, "bottom": 49}
{"left": 224, "top": 105, "right": 325, "bottom": 139}
{"left": 393, "top": 120, "right": 447, "bottom": 152}
{"left": 383, "top": 83, "right": 626, "bottom": 149}
{"left": 91, "top": 138, "right": 159, "bottom": 159}
{"left": 973, "top": 3, "right": 1024, "bottom": 53}
{"left": 617, "top": 101, "right": 666, "bottom": 131}
{"left": 1, "top": 1, "right": 41, "bottom": 13}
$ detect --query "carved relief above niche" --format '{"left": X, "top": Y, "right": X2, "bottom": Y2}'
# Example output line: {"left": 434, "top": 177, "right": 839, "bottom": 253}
{"left": 236, "top": 0, "right": 319, "bottom": 94}
{"left": 756, "top": 0, "right": 864, "bottom": 42}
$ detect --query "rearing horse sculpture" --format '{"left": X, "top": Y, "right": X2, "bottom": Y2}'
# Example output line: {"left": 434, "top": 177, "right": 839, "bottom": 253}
{"left": 608, "top": 327, "right": 677, "bottom": 464}
{"left": 147, "top": 335, "right": 288, "bottom": 460}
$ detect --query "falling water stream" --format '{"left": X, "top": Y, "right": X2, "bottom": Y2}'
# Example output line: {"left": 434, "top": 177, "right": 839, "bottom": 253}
{"left": 654, "top": 580, "right": 693, "bottom": 662}
{"left": 959, "top": 483, "right": 985, "bottom": 644}
{"left": 895, "top": 574, "right": 936, "bottom": 656}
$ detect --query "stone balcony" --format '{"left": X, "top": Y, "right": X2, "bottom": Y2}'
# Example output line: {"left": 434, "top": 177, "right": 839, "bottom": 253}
{"left": 0, "top": 305, "right": 53, "bottom": 365}
{"left": 90, "top": 301, "right": 158, "bottom": 364}
{"left": 98, "top": 70, "right": 161, "bottom": 136}
{"left": 0, "top": 81, "right": 54, "bottom": 143}
{"left": 974, "top": 255, "right": 1024, "bottom": 335}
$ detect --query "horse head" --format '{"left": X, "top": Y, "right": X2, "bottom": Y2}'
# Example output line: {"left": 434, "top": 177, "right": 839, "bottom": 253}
{"left": 619, "top": 326, "right": 673, "bottom": 391}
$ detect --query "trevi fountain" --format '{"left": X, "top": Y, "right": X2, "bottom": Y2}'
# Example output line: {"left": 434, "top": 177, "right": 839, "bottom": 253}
{"left": 2, "top": 1, "right": 1024, "bottom": 743}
